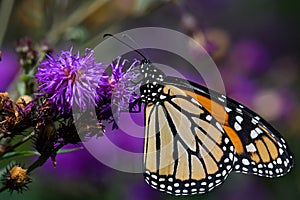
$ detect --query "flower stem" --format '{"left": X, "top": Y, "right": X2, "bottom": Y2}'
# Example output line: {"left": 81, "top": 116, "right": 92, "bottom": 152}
{"left": 11, "top": 131, "right": 35, "bottom": 149}
{"left": 27, "top": 142, "right": 65, "bottom": 173}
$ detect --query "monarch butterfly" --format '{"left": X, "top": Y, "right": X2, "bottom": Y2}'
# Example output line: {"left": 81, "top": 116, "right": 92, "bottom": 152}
{"left": 103, "top": 33, "right": 293, "bottom": 196}
{"left": 128, "top": 59, "right": 293, "bottom": 196}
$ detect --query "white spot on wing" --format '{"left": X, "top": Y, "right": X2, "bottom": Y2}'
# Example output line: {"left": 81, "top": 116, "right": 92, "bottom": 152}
{"left": 268, "top": 163, "right": 273, "bottom": 169}
{"left": 160, "top": 95, "right": 166, "bottom": 100}
{"left": 201, "top": 182, "right": 207, "bottom": 186}
{"left": 251, "top": 118, "right": 258, "bottom": 125}
{"left": 225, "top": 107, "right": 232, "bottom": 112}
{"left": 234, "top": 122, "right": 242, "bottom": 131}
{"left": 151, "top": 181, "right": 158, "bottom": 186}
{"left": 236, "top": 115, "right": 243, "bottom": 124}
{"left": 279, "top": 148, "right": 284, "bottom": 155}
{"left": 236, "top": 108, "right": 242, "bottom": 114}
{"left": 206, "top": 115, "right": 212, "bottom": 121}
{"left": 277, "top": 158, "right": 282, "bottom": 164}
{"left": 250, "top": 130, "right": 258, "bottom": 139}
{"left": 224, "top": 138, "right": 230, "bottom": 144}
{"left": 218, "top": 97, "right": 225, "bottom": 102}
{"left": 255, "top": 127, "right": 263, "bottom": 134}
{"left": 151, "top": 174, "right": 157, "bottom": 179}
{"left": 246, "top": 143, "right": 256, "bottom": 152}
{"left": 242, "top": 158, "right": 250, "bottom": 165}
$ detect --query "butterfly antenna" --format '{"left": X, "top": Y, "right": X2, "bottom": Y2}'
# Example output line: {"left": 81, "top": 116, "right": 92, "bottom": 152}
{"left": 103, "top": 33, "right": 148, "bottom": 61}
{"left": 121, "top": 34, "right": 149, "bottom": 58}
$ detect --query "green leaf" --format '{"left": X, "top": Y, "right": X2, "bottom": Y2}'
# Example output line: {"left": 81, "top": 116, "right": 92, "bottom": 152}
{"left": 0, "top": 151, "right": 40, "bottom": 161}
{"left": 17, "top": 82, "right": 26, "bottom": 96}
{"left": 0, "top": 147, "right": 83, "bottom": 161}
{"left": 57, "top": 147, "right": 84, "bottom": 154}
{"left": 21, "top": 74, "right": 34, "bottom": 82}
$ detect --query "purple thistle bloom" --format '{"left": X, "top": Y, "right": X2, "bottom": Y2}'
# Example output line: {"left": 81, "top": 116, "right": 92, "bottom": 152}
{"left": 36, "top": 48, "right": 104, "bottom": 113}
{"left": 96, "top": 57, "right": 141, "bottom": 127}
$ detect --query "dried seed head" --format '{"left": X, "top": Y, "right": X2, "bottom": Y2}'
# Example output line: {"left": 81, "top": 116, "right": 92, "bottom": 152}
{"left": 16, "top": 95, "right": 33, "bottom": 105}
{"left": 10, "top": 166, "right": 28, "bottom": 183}
{"left": 2, "top": 165, "right": 31, "bottom": 193}
{"left": 0, "top": 93, "right": 17, "bottom": 136}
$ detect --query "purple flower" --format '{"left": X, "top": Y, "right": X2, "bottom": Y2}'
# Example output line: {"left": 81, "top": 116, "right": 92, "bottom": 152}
{"left": 96, "top": 57, "right": 141, "bottom": 126}
{"left": 36, "top": 48, "right": 104, "bottom": 113}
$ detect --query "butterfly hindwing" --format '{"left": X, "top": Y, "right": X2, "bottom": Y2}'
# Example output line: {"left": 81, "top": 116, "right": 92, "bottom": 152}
{"left": 224, "top": 103, "right": 293, "bottom": 177}
{"left": 163, "top": 77, "right": 293, "bottom": 178}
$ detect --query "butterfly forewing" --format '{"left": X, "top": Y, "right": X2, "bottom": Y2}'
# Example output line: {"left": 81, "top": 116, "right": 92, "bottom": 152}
{"left": 143, "top": 85, "right": 235, "bottom": 195}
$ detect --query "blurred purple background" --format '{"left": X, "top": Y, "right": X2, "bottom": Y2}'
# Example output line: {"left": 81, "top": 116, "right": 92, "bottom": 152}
{"left": 0, "top": 50, "right": 19, "bottom": 92}
{"left": 1, "top": 0, "right": 299, "bottom": 200}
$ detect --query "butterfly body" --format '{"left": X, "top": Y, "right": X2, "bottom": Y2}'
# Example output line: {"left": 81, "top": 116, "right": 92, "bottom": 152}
{"left": 139, "top": 60, "right": 166, "bottom": 104}
{"left": 132, "top": 60, "right": 293, "bottom": 196}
